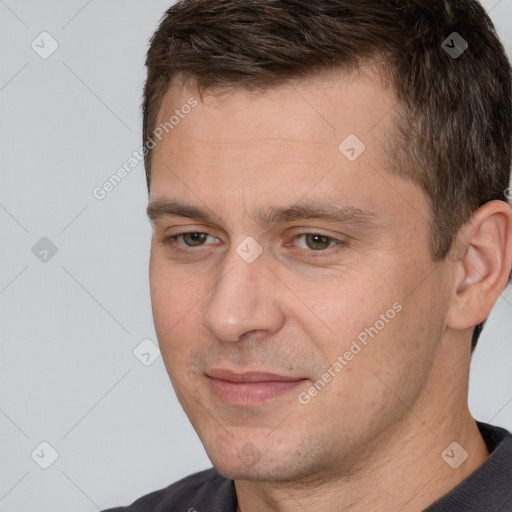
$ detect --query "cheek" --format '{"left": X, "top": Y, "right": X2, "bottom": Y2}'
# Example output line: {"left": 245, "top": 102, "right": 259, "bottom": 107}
{"left": 149, "top": 252, "right": 203, "bottom": 369}
{"left": 282, "top": 265, "right": 397, "bottom": 353}
{"left": 149, "top": 248, "right": 202, "bottom": 328}
{"left": 288, "top": 258, "right": 437, "bottom": 395}
{"left": 348, "top": 278, "right": 448, "bottom": 415}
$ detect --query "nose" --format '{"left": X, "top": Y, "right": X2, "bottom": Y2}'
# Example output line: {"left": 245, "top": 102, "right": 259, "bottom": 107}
{"left": 202, "top": 250, "right": 285, "bottom": 343}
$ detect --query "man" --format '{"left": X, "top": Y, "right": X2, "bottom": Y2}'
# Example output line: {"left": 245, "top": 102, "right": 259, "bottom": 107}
{"left": 104, "top": 0, "right": 512, "bottom": 510}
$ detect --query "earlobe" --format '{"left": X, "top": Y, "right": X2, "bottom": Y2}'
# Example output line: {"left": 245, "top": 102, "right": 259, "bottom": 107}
{"left": 447, "top": 200, "right": 512, "bottom": 331}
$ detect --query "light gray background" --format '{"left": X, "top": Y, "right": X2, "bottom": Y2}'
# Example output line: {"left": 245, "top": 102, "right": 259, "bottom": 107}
{"left": 0, "top": 1, "right": 511, "bottom": 510}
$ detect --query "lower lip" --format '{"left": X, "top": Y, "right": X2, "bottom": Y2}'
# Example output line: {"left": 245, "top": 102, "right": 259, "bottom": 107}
{"left": 207, "top": 377, "right": 307, "bottom": 405}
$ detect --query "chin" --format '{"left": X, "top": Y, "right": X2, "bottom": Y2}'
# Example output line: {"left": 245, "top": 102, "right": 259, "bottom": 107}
{"left": 205, "top": 440, "right": 331, "bottom": 483}
{"left": 212, "top": 460, "right": 301, "bottom": 482}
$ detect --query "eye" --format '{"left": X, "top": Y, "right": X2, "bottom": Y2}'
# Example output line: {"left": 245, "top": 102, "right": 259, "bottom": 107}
{"left": 294, "top": 233, "right": 340, "bottom": 251}
{"left": 168, "top": 232, "right": 219, "bottom": 247}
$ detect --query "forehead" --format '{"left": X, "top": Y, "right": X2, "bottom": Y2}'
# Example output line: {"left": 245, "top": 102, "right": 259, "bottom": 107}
{"left": 154, "top": 66, "right": 395, "bottom": 150}
{"left": 151, "top": 66, "right": 397, "bottom": 190}
{"left": 149, "top": 66, "right": 429, "bottom": 236}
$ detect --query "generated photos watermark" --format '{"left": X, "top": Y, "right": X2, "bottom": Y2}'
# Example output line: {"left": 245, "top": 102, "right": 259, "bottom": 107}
{"left": 298, "top": 301, "right": 403, "bottom": 405}
{"left": 92, "top": 97, "right": 198, "bottom": 200}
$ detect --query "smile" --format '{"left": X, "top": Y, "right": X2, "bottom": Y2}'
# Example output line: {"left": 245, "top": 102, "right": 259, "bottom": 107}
{"left": 206, "top": 369, "right": 308, "bottom": 406}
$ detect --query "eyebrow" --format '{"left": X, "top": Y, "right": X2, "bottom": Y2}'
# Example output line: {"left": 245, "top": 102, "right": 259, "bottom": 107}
{"left": 147, "top": 200, "right": 218, "bottom": 223}
{"left": 147, "top": 198, "right": 382, "bottom": 229}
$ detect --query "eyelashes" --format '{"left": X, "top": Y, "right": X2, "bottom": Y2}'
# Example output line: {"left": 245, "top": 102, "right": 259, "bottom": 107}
{"left": 160, "top": 231, "right": 348, "bottom": 258}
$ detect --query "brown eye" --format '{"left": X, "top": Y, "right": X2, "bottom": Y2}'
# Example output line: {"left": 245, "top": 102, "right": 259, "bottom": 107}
{"left": 182, "top": 232, "right": 209, "bottom": 246}
{"left": 303, "top": 234, "right": 334, "bottom": 251}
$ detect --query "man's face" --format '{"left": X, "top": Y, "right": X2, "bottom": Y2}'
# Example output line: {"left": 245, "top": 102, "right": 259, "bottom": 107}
{"left": 148, "top": 69, "right": 454, "bottom": 480}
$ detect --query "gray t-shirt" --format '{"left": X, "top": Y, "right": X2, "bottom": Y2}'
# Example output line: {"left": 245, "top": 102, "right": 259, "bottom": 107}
{"left": 103, "top": 422, "right": 512, "bottom": 511}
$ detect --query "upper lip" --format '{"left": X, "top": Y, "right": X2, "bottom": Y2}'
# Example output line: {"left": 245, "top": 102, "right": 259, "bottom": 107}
{"left": 206, "top": 368, "right": 305, "bottom": 383}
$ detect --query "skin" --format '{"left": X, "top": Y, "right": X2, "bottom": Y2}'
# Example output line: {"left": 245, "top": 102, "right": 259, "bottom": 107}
{"left": 147, "top": 66, "right": 512, "bottom": 511}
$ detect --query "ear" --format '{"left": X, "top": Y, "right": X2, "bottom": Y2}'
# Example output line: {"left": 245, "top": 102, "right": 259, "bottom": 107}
{"left": 447, "top": 200, "right": 512, "bottom": 331}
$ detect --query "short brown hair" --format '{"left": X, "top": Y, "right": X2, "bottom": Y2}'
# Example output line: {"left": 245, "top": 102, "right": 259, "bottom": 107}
{"left": 143, "top": 0, "right": 512, "bottom": 349}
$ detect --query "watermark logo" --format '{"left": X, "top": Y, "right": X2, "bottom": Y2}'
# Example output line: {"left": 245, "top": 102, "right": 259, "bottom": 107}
{"left": 339, "top": 134, "right": 366, "bottom": 162}
{"left": 237, "top": 442, "right": 262, "bottom": 467}
{"left": 31, "top": 32, "right": 59, "bottom": 59}
{"left": 31, "top": 441, "right": 59, "bottom": 469}
{"left": 441, "top": 441, "right": 468, "bottom": 469}
{"left": 236, "top": 236, "right": 263, "bottom": 264}
{"left": 133, "top": 338, "right": 161, "bottom": 367}
{"left": 442, "top": 32, "right": 468, "bottom": 59}
{"left": 32, "top": 237, "right": 58, "bottom": 263}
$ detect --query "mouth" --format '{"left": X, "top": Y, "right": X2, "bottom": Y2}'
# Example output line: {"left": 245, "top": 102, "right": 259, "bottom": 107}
{"left": 206, "top": 368, "right": 309, "bottom": 406}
